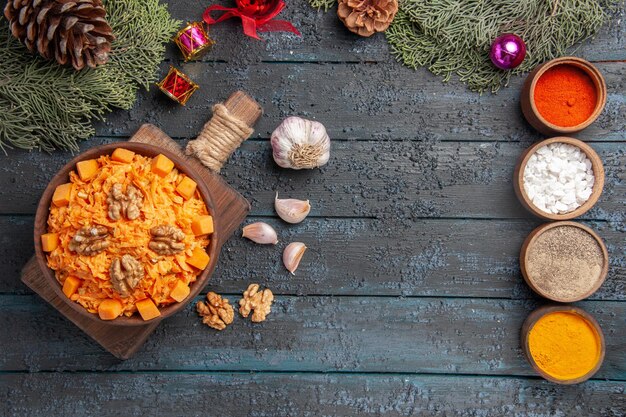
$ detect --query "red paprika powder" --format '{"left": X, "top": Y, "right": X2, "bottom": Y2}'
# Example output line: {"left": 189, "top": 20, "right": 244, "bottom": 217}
{"left": 533, "top": 64, "right": 597, "bottom": 127}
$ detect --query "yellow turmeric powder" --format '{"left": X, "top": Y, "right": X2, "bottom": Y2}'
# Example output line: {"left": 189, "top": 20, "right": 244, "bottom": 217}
{"left": 528, "top": 311, "right": 601, "bottom": 380}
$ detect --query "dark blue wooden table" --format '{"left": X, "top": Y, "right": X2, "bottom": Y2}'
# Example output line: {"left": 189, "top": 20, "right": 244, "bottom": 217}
{"left": 1, "top": 0, "right": 625, "bottom": 415}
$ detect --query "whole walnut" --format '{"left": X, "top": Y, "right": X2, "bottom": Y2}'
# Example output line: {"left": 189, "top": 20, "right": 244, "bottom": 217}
{"left": 337, "top": 0, "right": 398, "bottom": 37}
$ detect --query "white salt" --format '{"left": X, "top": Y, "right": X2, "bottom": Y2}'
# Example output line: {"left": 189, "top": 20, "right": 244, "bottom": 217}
{"left": 523, "top": 143, "right": 595, "bottom": 214}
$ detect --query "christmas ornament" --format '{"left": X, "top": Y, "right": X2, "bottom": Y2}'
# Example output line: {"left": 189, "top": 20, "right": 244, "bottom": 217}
{"left": 489, "top": 33, "right": 526, "bottom": 70}
{"left": 157, "top": 66, "right": 199, "bottom": 106}
{"left": 4, "top": 0, "right": 115, "bottom": 71}
{"left": 203, "top": 0, "right": 300, "bottom": 40}
{"left": 337, "top": 0, "right": 398, "bottom": 37}
{"left": 173, "top": 22, "right": 215, "bottom": 61}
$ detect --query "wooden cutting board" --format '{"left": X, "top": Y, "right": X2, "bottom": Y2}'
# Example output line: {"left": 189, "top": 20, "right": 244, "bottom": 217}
{"left": 21, "top": 123, "right": 250, "bottom": 359}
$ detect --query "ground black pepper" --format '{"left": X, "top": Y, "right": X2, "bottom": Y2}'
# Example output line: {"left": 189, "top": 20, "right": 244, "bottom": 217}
{"left": 527, "top": 225, "right": 604, "bottom": 300}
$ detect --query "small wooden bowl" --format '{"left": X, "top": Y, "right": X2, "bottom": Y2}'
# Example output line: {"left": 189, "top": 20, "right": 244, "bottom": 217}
{"left": 520, "top": 221, "right": 609, "bottom": 302}
{"left": 521, "top": 57, "right": 607, "bottom": 136}
{"left": 513, "top": 137, "right": 605, "bottom": 220}
{"left": 521, "top": 305, "right": 605, "bottom": 384}
{"left": 34, "top": 143, "right": 219, "bottom": 326}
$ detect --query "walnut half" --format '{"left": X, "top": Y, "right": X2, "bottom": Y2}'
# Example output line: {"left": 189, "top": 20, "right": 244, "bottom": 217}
{"left": 239, "top": 284, "right": 274, "bottom": 323}
{"left": 149, "top": 225, "right": 186, "bottom": 255}
{"left": 107, "top": 183, "right": 144, "bottom": 221}
{"left": 197, "top": 292, "right": 234, "bottom": 330}
{"left": 110, "top": 254, "right": 144, "bottom": 297}
{"left": 69, "top": 225, "right": 110, "bottom": 256}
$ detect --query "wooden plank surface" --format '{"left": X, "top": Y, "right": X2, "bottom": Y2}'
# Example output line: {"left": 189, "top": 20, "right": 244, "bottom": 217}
{"left": 1, "top": 0, "right": 625, "bottom": 413}
{"left": 96, "top": 61, "right": 626, "bottom": 141}
{"left": 2, "top": 140, "right": 625, "bottom": 220}
{"left": 1, "top": 295, "right": 624, "bottom": 378}
{"left": 2, "top": 216, "right": 624, "bottom": 300}
{"left": 2, "top": 373, "right": 625, "bottom": 417}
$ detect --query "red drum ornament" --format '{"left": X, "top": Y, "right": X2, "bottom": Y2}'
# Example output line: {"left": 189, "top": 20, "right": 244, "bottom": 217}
{"left": 203, "top": 0, "right": 300, "bottom": 40}
{"left": 156, "top": 66, "right": 199, "bottom": 106}
{"left": 173, "top": 22, "right": 215, "bottom": 61}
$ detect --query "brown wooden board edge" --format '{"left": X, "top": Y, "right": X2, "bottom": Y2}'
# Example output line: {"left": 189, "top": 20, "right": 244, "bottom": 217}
{"left": 21, "top": 123, "right": 250, "bottom": 359}
{"left": 21, "top": 257, "right": 158, "bottom": 360}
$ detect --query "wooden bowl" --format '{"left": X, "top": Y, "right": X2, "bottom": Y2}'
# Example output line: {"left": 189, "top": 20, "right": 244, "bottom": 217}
{"left": 520, "top": 221, "right": 609, "bottom": 302}
{"left": 34, "top": 142, "right": 219, "bottom": 326}
{"left": 521, "top": 305, "right": 605, "bottom": 384}
{"left": 521, "top": 57, "right": 607, "bottom": 136}
{"left": 513, "top": 137, "right": 605, "bottom": 220}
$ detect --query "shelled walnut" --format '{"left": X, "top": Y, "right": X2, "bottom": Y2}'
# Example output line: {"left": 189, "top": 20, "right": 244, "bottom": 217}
{"left": 109, "top": 254, "right": 144, "bottom": 297}
{"left": 107, "top": 183, "right": 144, "bottom": 221}
{"left": 197, "top": 292, "right": 234, "bottom": 330}
{"left": 239, "top": 284, "right": 274, "bottom": 323}
{"left": 69, "top": 225, "right": 110, "bottom": 255}
{"left": 149, "top": 225, "right": 186, "bottom": 255}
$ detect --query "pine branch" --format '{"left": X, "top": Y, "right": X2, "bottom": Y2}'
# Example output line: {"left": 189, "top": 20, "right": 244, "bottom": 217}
{"left": 385, "top": 0, "right": 612, "bottom": 93}
{"left": 309, "top": 0, "right": 337, "bottom": 11}
{"left": 304, "top": 0, "right": 619, "bottom": 93}
{"left": 0, "top": 0, "right": 180, "bottom": 152}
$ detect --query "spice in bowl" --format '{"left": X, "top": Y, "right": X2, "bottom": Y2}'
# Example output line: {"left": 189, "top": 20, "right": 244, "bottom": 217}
{"left": 521, "top": 222, "right": 608, "bottom": 302}
{"left": 523, "top": 142, "right": 594, "bottom": 215}
{"left": 525, "top": 308, "right": 604, "bottom": 383}
{"left": 520, "top": 57, "right": 606, "bottom": 136}
{"left": 534, "top": 64, "right": 597, "bottom": 128}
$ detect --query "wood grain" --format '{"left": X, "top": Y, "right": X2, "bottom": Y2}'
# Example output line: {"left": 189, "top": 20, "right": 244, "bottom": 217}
{"left": 2, "top": 373, "right": 625, "bottom": 417}
{"left": 2, "top": 140, "right": 624, "bottom": 221}
{"left": 3, "top": 217, "right": 624, "bottom": 300}
{"left": 222, "top": 91, "right": 263, "bottom": 128}
{"left": 1, "top": 295, "right": 624, "bottom": 378}
{"left": 95, "top": 61, "right": 626, "bottom": 142}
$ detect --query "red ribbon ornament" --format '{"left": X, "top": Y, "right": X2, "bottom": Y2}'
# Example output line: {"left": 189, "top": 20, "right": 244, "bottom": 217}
{"left": 203, "top": 0, "right": 301, "bottom": 40}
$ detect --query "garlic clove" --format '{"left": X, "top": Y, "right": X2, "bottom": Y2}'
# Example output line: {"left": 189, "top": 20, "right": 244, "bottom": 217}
{"left": 242, "top": 222, "right": 278, "bottom": 245}
{"left": 283, "top": 242, "right": 307, "bottom": 275}
{"left": 275, "top": 192, "right": 311, "bottom": 224}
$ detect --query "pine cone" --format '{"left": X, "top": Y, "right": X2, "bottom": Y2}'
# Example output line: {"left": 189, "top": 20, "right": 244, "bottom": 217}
{"left": 337, "top": 0, "right": 398, "bottom": 37}
{"left": 4, "top": 0, "right": 115, "bottom": 70}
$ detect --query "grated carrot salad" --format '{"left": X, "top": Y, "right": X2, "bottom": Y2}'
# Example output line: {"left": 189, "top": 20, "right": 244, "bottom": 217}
{"left": 46, "top": 152, "right": 210, "bottom": 317}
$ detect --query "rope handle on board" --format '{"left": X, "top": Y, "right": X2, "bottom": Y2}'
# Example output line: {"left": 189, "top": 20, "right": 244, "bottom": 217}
{"left": 186, "top": 91, "right": 263, "bottom": 172}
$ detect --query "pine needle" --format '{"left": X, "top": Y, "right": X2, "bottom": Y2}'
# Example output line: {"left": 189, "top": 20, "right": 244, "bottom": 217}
{"left": 0, "top": 0, "right": 180, "bottom": 152}
{"left": 308, "top": 0, "right": 618, "bottom": 93}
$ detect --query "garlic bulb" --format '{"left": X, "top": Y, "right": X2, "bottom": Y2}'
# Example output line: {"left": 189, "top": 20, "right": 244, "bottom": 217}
{"left": 271, "top": 116, "right": 330, "bottom": 170}
{"left": 283, "top": 242, "right": 307, "bottom": 274}
{"left": 275, "top": 192, "right": 311, "bottom": 224}
{"left": 242, "top": 222, "right": 278, "bottom": 245}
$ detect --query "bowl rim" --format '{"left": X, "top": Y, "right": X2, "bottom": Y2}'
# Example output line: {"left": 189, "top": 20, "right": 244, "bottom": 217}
{"left": 34, "top": 142, "right": 219, "bottom": 326}
{"left": 513, "top": 136, "right": 605, "bottom": 220}
{"left": 519, "top": 221, "right": 609, "bottom": 302}
{"left": 520, "top": 304, "right": 606, "bottom": 384}
{"left": 524, "top": 56, "right": 607, "bottom": 134}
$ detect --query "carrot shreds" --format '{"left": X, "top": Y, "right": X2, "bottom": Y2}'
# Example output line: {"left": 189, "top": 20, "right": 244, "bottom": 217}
{"left": 46, "top": 151, "right": 211, "bottom": 317}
